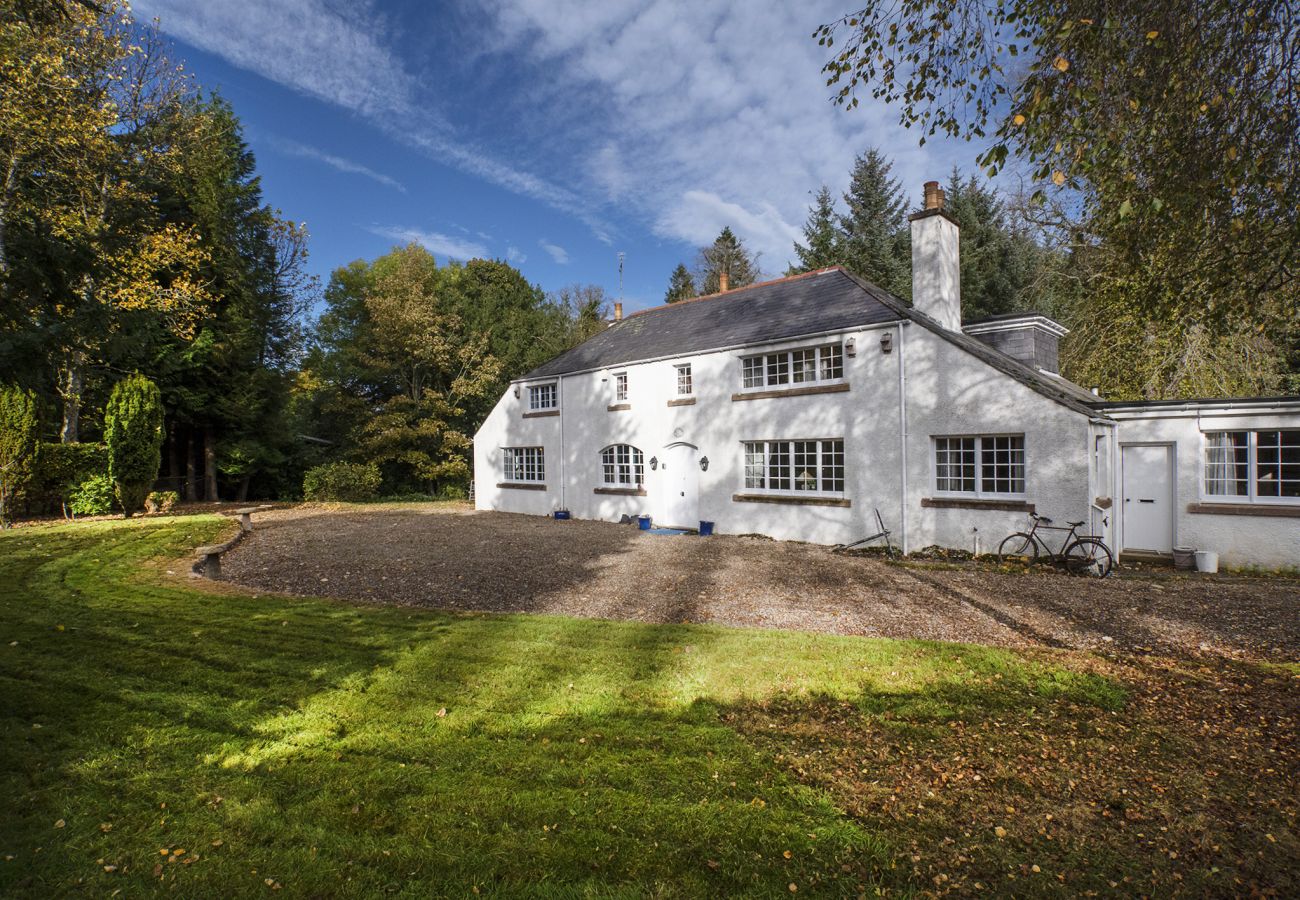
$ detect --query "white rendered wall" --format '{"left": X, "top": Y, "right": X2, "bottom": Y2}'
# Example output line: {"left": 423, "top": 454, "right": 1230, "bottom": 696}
{"left": 1110, "top": 408, "right": 1300, "bottom": 568}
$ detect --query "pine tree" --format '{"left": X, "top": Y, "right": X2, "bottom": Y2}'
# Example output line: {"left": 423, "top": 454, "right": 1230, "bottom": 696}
{"left": 839, "top": 150, "right": 910, "bottom": 297}
{"left": 696, "top": 227, "right": 760, "bottom": 295}
{"left": 790, "top": 186, "right": 844, "bottom": 273}
{"left": 944, "top": 168, "right": 1039, "bottom": 321}
{"left": 664, "top": 264, "right": 697, "bottom": 304}
{"left": 0, "top": 386, "right": 38, "bottom": 527}
{"left": 104, "top": 374, "right": 164, "bottom": 517}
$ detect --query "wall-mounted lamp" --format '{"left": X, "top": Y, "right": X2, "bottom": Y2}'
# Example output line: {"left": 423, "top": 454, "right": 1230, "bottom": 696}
{"left": 879, "top": 331, "right": 894, "bottom": 354}
{"left": 513, "top": 385, "right": 521, "bottom": 398}
{"left": 649, "top": 456, "right": 658, "bottom": 470}
{"left": 844, "top": 337, "right": 856, "bottom": 357}
{"left": 699, "top": 456, "right": 709, "bottom": 472}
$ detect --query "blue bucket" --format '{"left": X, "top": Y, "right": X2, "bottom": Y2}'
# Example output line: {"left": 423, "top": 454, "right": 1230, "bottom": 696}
{"left": 637, "top": 515, "right": 652, "bottom": 530}
{"left": 698, "top": 520, "right": 715, "bottom": 536}
{"left": 553, "top": 510, "right": 571, "bottom": 520}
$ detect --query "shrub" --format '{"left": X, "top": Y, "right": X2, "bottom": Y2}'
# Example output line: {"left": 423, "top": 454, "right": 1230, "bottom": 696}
{"left": 0, "top": 386, "right": 38, "bottom": 527}
{"left": 303, "top": 462, "right": 381, "bottom": 502}
{"left": 436, "top": 484, "right": 468, "bottom": 501}
{"left": 33, "top": 442, "right": 108, "bottom": 514}
{"left": 145, "top": 490, "right": 179, "bottom": 514}
{"left": 104, "top": 375, "right": 164, "bottom": 517}
{"left": 68, "top": 475, "right": 115, "bottom": 516}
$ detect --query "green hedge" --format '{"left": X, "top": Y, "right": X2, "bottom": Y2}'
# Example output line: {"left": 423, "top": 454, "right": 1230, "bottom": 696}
{"left": 31, "top": 442, "right": 109, "bottom": 515}
{"left": 303, "top": 462, "right": 381, "bottom": 502}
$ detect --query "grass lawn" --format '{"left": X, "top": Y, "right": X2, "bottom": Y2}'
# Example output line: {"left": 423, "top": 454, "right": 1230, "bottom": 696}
{"left": 1, "top": 517, "right": 1295, "bottom": 897}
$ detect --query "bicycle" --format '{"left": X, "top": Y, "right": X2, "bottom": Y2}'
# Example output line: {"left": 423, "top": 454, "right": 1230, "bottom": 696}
{"left": 996, "top": 513, "right": 1114, "bottom": 578}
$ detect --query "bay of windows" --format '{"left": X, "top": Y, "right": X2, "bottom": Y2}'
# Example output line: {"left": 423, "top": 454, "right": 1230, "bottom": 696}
{"left": 741, "top": 344, "right": 843, "bottom": 390}
{"left": 1204, "top": 430, "right": 1299, "bottom": 501}
{"left": 743, "top": 439, "right": 844, "bottom": 493}
{"left": 503, "top": 447, "right": 545, "bottom": 482}
{"left": 934, "top": 435, "right": 1025, "bottom": 495}
{"left": 601, "top": 444, "right": 645, "bottom": 486}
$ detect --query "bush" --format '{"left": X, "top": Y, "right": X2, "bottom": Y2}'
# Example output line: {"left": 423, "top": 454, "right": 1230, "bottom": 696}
{"left": 68, "top": 475, "right": 115, "bottom": 516}
{"left": 104, "top": 374, "right": 164, "bottom": 517}
{"left": 436, "top": 484, "right": 468, "bottom": 501}
{"left": 33, "top": 442, "right": 108, "bottom": 515}
{"left": 145, "top": 490, "right": 179, "bottom": 514}
{"left": 0, "top": 386, "right": 38, "bottom": 527}
{"left": 303, "top": 462, "right": 381, "bottom": 502}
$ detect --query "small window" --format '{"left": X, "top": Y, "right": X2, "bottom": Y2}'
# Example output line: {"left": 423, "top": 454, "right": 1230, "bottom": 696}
{"left": 742, "top": 439, "right": 845, "bottom": 494}
{"left": 934, "top": 435, "right": 1024, "bottom": 496}
{"left": 613, "top": 372, "right": 628, "bottom": 403}
{"left": 600, "top": 444, "right": 644, "bottom": 486}
{"left": 503, "top": 447, "right": 545, "bottom": 482}
{"left": 1204, "top": 429, "right": 1299, "bottom": 502}
{"left": 675, "top": 363, "right": 693, "bottom": 396}
{"left": 528, "top": 383, "right": 557, "bottom": 411}
{"left": 740, "top": 344, "right": 845, "bottom": 391}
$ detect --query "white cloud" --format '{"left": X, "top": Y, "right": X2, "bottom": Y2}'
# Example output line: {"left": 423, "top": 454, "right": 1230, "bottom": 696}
{"left": 270, "top": 137, "right": 405, "bottom": 192}
{"left": 368, "top": 225, "right": 489, "bottom": 262}
{"left": 538, "top": 239, "right": 569, "bottom": 264}
{"left": 506, "top": 245, "right": 527, "bottom": 265}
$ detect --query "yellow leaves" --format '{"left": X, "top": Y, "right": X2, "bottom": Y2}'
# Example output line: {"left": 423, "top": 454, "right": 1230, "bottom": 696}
{"left": 1012, "top": 114, "right": 1026, "bottom": 126}
{"left": 104, "top": 224, "right": 214, "bottom": 339}
{"left": 1052, "top": 170, "right": 1067, "bottom": 187}
{"left": 994, "top": 825, "right": 1007, "bottom": 838}
{"left": 1053, "top": 57, "right": 1070, "bottom": 73}
{"left": 1146, "top": 31, "right": 1160, "bottom": 40}
{"left": 54, "top": 819, "right": 66, "bottom": 829}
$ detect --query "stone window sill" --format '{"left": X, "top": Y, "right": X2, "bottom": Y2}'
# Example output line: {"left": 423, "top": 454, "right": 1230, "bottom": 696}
{"left": 594, "top": 486, "right": 646, "bottom": 496}
{"left": 523, "top": 409, "right": 559, "bottom": 418}
{"left": 607, "top": 403, "right": 631, "bottom": 412}
{"left": 731, "top": 382, "right": 849, "bottom": 402}
{"left": 1187, "top": 502, "right": 1300, "bottom": 518}
{"left": 668, "top": 397, "right": 696, "bottom": 407}
{"left": 732, "top": 493, "right": 851, "bottom": 508}
{"left": 921, "top": 497, "right": 1035, "bottom": 513}
{"left": 497, "top": 482, "right": 546, "bottom": 491}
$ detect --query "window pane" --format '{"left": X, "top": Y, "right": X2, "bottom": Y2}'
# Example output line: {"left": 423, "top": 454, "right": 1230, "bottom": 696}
{"left": 769, "top": 441, "right": 791, "bottom": 489}
{"left": 821, "top": 439, "right": 845, "bottom": 492}
{"left": 1204, "top": 431, "right": 1249, "bottom": 497}
{"left": 819, "top": 345, "right": 843, "bottom": 381}
{"left": 614, "top": 373, "right": 628, "bottom": 402}
{"left": 935, "top": 437, "right": 976, "bottom": 492}
{"left": 1256, "top": 430, "right": 1300, "bottom": 498}
{"left": 505, "top": 447, "right": 544, "bottom": 481}
{"left": 793, "top": 441, "right": 818, "bottom": 490}
{"left": 980, "top": 435, "right": 1025, "bottom": 494}
{"left": 742, "top": 357, "right": 764, "bottom": 388}
{"left": 529, "top": 384, "right": 556, "bottom": 410}
{"left": 744, "top": 442, "right": 765, "bottom": 489}
{"left": 676, "top": 364, "right": 693, "bottom": 395}
{"left": 767, "top": 353, "right": 789, "bottom": 386}
{"left": 791, "top": 349, "right": 817, "bottom": 384}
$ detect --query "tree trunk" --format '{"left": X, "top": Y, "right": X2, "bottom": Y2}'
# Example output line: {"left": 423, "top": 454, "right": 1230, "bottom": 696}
{"left": 59, "top": 355, "right": 84, "bottom": 443}
{"left": 203, "top": 428, "right": 218, "bottom": 502}
{"left": 236, "top": 475, "right": 250, "bottom": 503}
{"left": 184, "top": 429, "right": 198, "bottom": 502}
{"left": 0, "top": 156, "right": 15, "bottom": 279}
{"left": 168, "top": 428, "right": 182, "bottom": 490}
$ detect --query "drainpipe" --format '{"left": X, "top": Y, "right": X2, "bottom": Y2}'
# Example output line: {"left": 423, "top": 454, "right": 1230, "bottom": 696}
{"left": 558, "top": 374, "right": 566, "bottom": 511}
{"left": 897, "top": 321, "right": 910, "bottom": 556}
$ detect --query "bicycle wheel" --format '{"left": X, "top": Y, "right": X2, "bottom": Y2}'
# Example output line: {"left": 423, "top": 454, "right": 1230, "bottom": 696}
{"left": 1063, "top": 538, "right": 1114, "bottom": 578}
{"left": 997, "top": 532, "right": 1039, "bottom": 565}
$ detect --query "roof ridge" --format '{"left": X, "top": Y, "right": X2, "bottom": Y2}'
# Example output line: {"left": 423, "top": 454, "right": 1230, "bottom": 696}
{"left": 626, "top": 266, "right": 846, "bottom": 318}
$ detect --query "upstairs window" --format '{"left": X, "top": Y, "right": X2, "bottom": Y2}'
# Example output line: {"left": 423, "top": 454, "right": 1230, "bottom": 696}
{"left": 675, "top": 363, "right": 693, "bottom": 396}
{"left": 740, "top": 344, "right": 843, "bottom": 391}
{"left": 528, "top": 383, "right": 557, "bottom": 411}
{"left": 743, "top": 439, "right": 845, "bottom": 494}
{"left": 613, "top": 372, "right": 628, "bottom": 403}
{"left": 934, "top": 435, "right": 1025, "bottom": 496}
{"left": 503, "top": 447, "right": 545, "bottom": 482}
{"left": 601, "top": 444, "right": 645, "bottom": 486}
{"left": 1204, "top": 430, "right": 1299, "bottom": 502}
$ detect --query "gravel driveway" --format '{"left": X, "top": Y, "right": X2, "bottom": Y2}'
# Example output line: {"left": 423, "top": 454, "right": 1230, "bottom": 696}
{"left": 218, "top": 505, "right": 1299, "bottom": 660}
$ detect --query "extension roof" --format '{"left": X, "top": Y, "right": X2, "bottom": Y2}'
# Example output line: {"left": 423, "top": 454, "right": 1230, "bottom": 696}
{"left": 520, "top": 266, "right": 1104, "bottom": 417}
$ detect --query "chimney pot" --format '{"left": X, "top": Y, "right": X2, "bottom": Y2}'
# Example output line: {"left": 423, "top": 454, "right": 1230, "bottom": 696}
{"left": 719, "top": 271, "right": 730, "bottom": 293}
{"left": 614, "top": 302, "right": 623, "bottom": 321}
{"left": 923, "top": 180, "right": 946, "bottom": 210}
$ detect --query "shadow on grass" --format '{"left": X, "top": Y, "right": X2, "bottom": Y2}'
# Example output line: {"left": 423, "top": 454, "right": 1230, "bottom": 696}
{"left": 2, "top": 518, "right": 1132, "bottom": 898}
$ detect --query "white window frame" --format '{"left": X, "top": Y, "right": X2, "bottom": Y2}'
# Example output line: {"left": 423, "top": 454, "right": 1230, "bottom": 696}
{"left": 527, "top": 382, "right": 558, "bottom": 412}
{"left": 931, "top": 434, "right": 1026, "bottom": 498}
{"left": 1201, "top": 429, "right": 1300, "bottom": 505}
{"left": 675, "top": 363, "right": 693, "bottom": 396}
{"left": 739, "top": 344, "right": 844, "bottom": 392}
{"left": 502, "top": 446, "right": 545, "bottom": 483}
{"left": 600, "top": 444, "right": 645, "bottom": 487}
{"left": 741, "top": 438, "right": 845, "bottom": 496}
{"left": 613, "top": 372, "right": 628, "bottom": 403}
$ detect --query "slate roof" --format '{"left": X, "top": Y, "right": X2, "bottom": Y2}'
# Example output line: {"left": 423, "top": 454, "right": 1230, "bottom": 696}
{"left": 520, "top": 265, "right": 1106, "bottom": 417}
{"left": 521, "top": 268, "right": 900, "bottom": 380}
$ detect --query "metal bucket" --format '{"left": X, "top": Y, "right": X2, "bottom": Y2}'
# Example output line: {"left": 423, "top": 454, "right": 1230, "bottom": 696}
{"left": 1172, "top": 547, "right": 1196, "bottom": 570}
{"left": 1194, "top": 550, "right": 1219, "bottom": 574}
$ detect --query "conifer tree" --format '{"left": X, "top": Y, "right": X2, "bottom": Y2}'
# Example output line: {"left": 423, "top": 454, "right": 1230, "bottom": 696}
{"left": 790, "top": 186, "right": 844, "bottom": 273}
{"left": 0, "top": 386, "right": 38, "bottom": 527}
{"left": 696, "top": 227, "right": 760, "bottom": 295}
{"left": 104, "top": 374, "right": 164, "bottom": 517}
{"left": 839, "top": 150, "right": 910, "bottom": 297}
{"left": 664, "top": 264, "right": 697, "bottom": 304}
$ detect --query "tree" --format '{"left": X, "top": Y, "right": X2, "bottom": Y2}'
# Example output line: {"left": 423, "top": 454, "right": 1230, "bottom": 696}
{"left": 0, "top": 385, "right": 37, "bottom": 527}
{"left": 695, "top": 227, "right": 760, "bottom": 294}
{"left": 104, "top": 374, "right": 164, "bottom": 516}
{"left": 838, "top": 150, "right": 910, "bottom": 297}
{"left": 790, "top": 186, "right": 845, "bottom": 274}
{"left": 664, "top": 264, "right": 697, "bottom": 304}
{"left": 815, "top": 1, "right": 1300, "bottom": 397}
{"left": 943, "top": 169, "right": 1040, "bottom": 321}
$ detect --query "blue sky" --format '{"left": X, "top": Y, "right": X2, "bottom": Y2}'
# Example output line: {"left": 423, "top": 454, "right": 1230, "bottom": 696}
{"left": 133, "top": 0, "right": 979, "bottom": 313}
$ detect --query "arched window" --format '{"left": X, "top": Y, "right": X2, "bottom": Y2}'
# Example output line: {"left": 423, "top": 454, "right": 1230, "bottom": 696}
{"left": 601, "top": 444, "right": 645, "bottom": 486}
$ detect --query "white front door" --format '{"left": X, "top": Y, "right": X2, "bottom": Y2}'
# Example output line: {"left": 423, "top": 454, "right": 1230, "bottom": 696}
{"left": 658, "top": 443, "right": 699, "bottom": 529}
{"left": 1121, "top": 444, "right": 1174, "bottom": 552}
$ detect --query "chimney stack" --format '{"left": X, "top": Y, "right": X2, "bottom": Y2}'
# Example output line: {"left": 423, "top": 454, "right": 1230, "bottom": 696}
{"left": 718, "top": 271, "right": 730, "bottom": 293}
{"left": 909, "top": 180, "right": 962, "bottom": 331}
{"left": 614, "top": 302, "right": 623, "bottom": 321}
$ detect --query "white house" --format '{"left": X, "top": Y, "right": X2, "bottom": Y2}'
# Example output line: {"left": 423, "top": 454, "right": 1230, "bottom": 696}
{"left": 474, "top": 182, "right": 1300, "bottom": 569}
